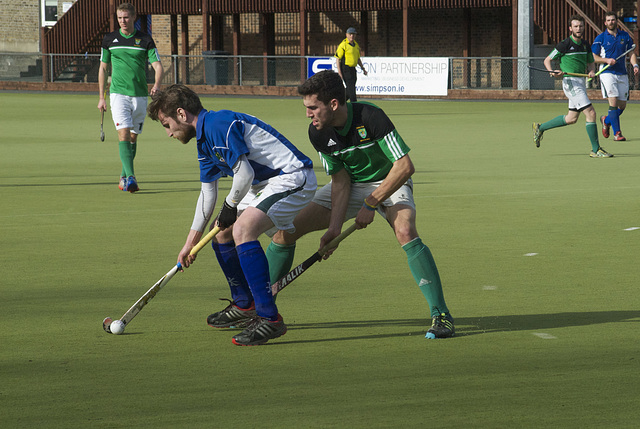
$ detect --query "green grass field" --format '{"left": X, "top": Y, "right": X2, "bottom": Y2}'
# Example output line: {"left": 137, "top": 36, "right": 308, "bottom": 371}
{"left": 1, "top": 92, "right": 638, "bottom": 428}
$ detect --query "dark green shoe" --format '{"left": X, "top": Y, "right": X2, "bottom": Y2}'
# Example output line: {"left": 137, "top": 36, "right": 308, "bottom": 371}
{"left": 426, "top": 313, "right": 455, "bottom": 339}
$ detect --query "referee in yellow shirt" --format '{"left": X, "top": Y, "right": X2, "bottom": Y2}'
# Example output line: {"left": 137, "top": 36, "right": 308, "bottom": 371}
{"left": 335, "top": 27, "right": 368, "bottom": 102}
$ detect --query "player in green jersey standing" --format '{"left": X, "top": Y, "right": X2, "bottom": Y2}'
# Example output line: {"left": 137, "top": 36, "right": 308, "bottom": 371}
{"left": 97, "top": 2, "right": 164, "bottom": 192}
{"left": 532, "top": 15, "right": 612, "bottom": 158}
{"left": 266, "top": 70, "right": 455, "bottom": 339}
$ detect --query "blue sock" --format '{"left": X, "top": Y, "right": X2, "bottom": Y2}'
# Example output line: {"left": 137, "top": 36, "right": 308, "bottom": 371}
{"left": 608, "top": 106, "right": 621, "bottom": 135}
{"left": 212, "top": 241, "right": 252, "bottom": 308}
{"left": 237, "top": 241, "right": 278, "bottom": 320}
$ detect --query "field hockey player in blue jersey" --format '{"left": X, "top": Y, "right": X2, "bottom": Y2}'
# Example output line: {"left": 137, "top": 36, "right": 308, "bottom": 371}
{"left": 148, "top": 84, "right": 317, "bottom": 346}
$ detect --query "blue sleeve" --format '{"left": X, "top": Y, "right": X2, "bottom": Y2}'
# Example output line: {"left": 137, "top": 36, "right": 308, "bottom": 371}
{"left": 199, "top": 157, "right": 221, "bottom": 183}
{"left": 625, "top": 34, "right": 634, "bottom": 51}
{"left": 591, "top": 34, "right": 602, "bottom": 54}
{"left": 221, "top": 119, "right": 250, "bottom": 169}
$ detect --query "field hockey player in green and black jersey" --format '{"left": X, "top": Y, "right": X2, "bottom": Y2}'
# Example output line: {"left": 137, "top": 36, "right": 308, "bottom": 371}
{"left": 97, "top": 2, "right": 164, "bottom": 192}
{"left": 532, "top": 15, "right": 612, "bottom": 158}
{"left": 267, "top": 70, "right": 455, "bottom": 339}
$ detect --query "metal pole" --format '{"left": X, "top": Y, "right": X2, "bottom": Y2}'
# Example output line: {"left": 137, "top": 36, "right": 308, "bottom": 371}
{"left": 517, "top": 0, "right": 533, "bottom": 90}
{"left": 173, "top": 54, "right": 177, "bottom": 84}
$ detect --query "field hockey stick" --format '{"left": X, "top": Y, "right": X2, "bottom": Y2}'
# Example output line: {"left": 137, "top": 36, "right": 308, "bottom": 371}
{"left": 588, "top": 44, "right": 636, "bottom": 82}
{"left": 100, "top": 110, "right": 105, "bottom": 141}
{"left": 271, "top": 223, "right": 358, "bottom": 296}
{"left": 99, "top": 90, "right": 106, "bottom": 141}
{"left": 527, "top": 65, "right": 588, "bottom": 77}
{"left": 103, "top": 226, "right": 221, "bottom": 334}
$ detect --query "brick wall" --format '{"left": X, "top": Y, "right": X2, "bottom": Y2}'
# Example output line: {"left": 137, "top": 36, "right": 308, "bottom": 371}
{"left": 150, "top": 8, "right": 512, "bottom": 59}
{"left": 0, "top": 0, "right": 40, "bottom": 52}
{"left": 9, "top": 3, "right": 632, "bottom": 60}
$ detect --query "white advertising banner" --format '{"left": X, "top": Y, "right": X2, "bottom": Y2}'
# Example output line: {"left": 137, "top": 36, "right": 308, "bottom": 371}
{"left": 358, "top": 57, "right": 449, "bottom": 96}
{"left": 308, "top": 57, "right": 449, "bottom": 96}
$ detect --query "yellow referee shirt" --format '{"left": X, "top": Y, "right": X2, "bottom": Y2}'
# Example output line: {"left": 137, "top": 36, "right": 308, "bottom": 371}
{"left": 335, "top": 38, "right": 362, "bottom": 68}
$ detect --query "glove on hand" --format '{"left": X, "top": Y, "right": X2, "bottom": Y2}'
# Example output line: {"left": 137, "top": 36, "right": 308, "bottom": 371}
{"left": 216, "top": 201, "right": 237, "bottom": 230}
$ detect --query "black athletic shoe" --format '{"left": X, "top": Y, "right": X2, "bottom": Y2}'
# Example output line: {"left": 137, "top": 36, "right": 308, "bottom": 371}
{"left": 231, "top": 314, "right": 287, "bottom": 346}
{"left": 207, "top": 299, "right": 256, "bottom": 328}
{"left": 426, "top": 313, "right": 455, "bottom": 339}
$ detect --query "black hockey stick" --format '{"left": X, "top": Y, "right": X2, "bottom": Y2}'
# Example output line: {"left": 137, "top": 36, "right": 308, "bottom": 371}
{"left": 271, "top": 223, "right": 358, "bottom": 295}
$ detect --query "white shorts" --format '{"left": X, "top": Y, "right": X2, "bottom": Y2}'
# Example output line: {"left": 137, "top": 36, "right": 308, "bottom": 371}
{"left": 312, "top": 178, "right": 415, "bottom": 221}
{"left": 238, "top": 168, "right": 317, "bottom": 235}
{"left": 109, "top": 93, "right": 148, "bottom": 134}
{"left": 599, "top": 73, "right": 629, "bottom": 100}
{"left": 562, "top": 77, "right": 592, "bottom": 111}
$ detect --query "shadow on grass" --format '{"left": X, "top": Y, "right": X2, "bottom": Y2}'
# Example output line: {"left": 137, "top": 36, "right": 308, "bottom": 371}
{"left": 0, "top": 179, "right": 200, "bottom": 192}
{"left": 274, "top": 310, "right": 640, "bottom": 344}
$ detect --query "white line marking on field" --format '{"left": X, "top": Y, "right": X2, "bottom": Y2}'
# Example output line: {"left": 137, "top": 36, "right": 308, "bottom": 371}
{"left": 524, "top": 253, "right": 538, "bottom": 256}
{"left": 482, "top": 285, "right": 498, "bottom": 290}
{"left": 624, "top": 227, "right": 640, "bottom": 231}
{"left": 533, "top": 333, "right": 557, "bottom": 339}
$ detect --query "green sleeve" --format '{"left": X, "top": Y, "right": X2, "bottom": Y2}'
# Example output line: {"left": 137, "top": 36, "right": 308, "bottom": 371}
{"left": 376, "top": 130, "right": 411, "bottom": 162}
{"left": 548, "top": 49, "right": 561, "bottom": 61}
{"left": 101, "top": 47, "right": 111, "bottom": 63}
{"left": 147, "top": 47, "right": 160, "bottom": 63}
{"left": 319, "top": 152, "right": 344, "bottom": 176}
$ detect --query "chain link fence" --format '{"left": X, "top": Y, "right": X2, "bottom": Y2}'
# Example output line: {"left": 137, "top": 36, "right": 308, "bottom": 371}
{"left": 2, "top": 52, "right": 639, "bottom": 91}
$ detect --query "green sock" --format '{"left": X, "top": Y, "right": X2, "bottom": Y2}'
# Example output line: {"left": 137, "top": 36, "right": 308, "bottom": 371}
{"left": 265, "top": 241, "right": 296, "bottom": 284}
{"left": 585, "top": 122, "right": 600, "bottom": 152}
{"left": 539, "top": 115, "right": 567, "bottom": 132}
{"left": 403, "top": 238, "right": 449, "bottom": 317}
{"left": 119, "top": 141, "right": 135, "bottom": 177}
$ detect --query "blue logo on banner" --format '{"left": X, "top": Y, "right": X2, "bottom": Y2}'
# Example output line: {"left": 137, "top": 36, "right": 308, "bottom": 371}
{"left": 307, "top": 57, "right": 335, "bottom": 78}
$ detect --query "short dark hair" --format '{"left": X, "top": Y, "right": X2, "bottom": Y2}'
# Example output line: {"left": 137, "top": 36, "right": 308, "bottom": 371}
{"left": 605, "top": 11, "right": 617, "bottom": 20}
{"left": 569, "top": 15, "right": 584, "bottom": 26}
{"left": 297, "top": 70, "right": 346, "bottom": 106}
{"left": 147, "top": 84, "right": 204, "bottom": 121}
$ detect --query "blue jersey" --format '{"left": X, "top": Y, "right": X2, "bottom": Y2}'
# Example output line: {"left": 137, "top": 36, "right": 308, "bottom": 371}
{"left": 195, "top": 109, "right": 313, "bottom": 183}
{"left": 592, "top": 30, "right": 634, "bottom": 75}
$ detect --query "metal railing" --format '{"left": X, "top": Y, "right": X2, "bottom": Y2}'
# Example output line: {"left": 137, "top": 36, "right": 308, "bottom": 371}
{"left": 2, "top": 52, "right": 639, "bottom": 91}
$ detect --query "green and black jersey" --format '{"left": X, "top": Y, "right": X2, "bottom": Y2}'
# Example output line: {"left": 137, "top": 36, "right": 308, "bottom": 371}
{"left": 308, "top": 102, "right": 410, "bottom": 183}
{"left": 101, "top": 29, "right": 160, "bottom": 97}
{"left": 548, "top": 35, "right": 594, "bottom": 74}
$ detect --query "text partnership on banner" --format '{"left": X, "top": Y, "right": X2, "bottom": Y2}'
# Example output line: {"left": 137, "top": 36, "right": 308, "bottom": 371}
{"left": 307, "top": 57, "right": 449, "bottom": 96}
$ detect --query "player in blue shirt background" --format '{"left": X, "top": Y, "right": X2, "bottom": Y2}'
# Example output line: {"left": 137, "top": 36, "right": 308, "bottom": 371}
{"left": 591, "top": 11, "right": 639, "bottom": 141}
{"left": 148, "top": 84, "right": 317, "bottom": 346}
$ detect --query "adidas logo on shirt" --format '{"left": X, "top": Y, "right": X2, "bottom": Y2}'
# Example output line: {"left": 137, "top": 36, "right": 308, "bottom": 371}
{"left": 113, "top": 38, "right": 119, "bottom": 43}
{"left": 327, "top": 139, "right": 337, "bottom": 147}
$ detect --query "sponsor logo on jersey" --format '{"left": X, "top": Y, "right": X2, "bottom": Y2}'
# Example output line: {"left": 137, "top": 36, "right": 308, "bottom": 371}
{"left": 327, "top": 139, "right": 337, "bottom": 147}
{"left": 113, "top": 38, "right": 119, "bottom": 43}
